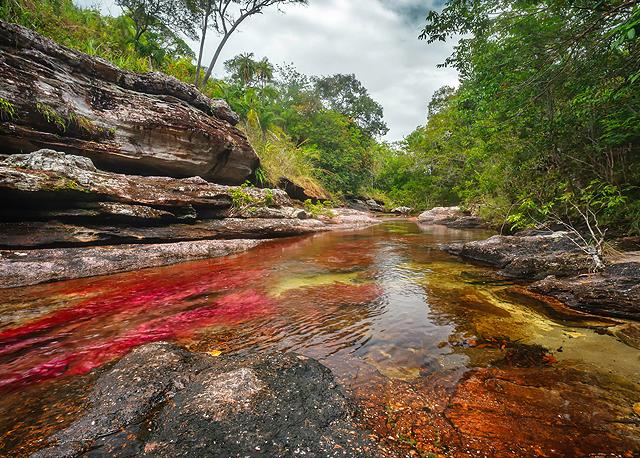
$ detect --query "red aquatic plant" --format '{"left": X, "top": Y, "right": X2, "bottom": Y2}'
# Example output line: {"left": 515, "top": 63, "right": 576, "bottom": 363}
{"left": 0, "top": 264, "right": 265, "bottom": 343}
{"left": 0, "top": 291, "right": 275, "bottom": 390}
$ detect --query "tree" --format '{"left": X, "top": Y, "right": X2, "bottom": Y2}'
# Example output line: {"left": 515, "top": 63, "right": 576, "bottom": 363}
{"left": 198, "top": 0, "right": 307, "bottom": 88}
{"left": 223, "top": 53, "right": 273, "bottom": 88}
{"left": 225, "top": 52, "right": 258, "bottom": 86}
{"left": 313, "top": 74, "right": 389, "bottom": 138}
{"left": 254, "top": 57, "right": 274, "bottom": 88}
{"left": 116, "top": 0, "right": 198, "bottom": 46}
{"left": 427, "top": 85, "right": 455, "bottom": 118}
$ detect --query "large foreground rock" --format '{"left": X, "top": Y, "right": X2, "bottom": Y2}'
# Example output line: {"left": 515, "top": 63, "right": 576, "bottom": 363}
{"left": 0, "top": 21, "right": 257, "bottom": 184}
{"left": 34, "top": 342, "right": 382, "bottom": 458}
{"left": 417, "top": 206, "right": 484, "bottom": 228}
{"left": 443, "top": 231, "right": 594, "bottom": 279}
{"left": 530, "top": 256, "right": 640, "bottom": 320}
{"left": 0, "top": 239, "right": 264, "bottom": 288}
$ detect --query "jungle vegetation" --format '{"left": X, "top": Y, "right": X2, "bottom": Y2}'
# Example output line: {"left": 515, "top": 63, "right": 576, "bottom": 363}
{"left": 1, "top": 0, "right": 639, "bottom": 233}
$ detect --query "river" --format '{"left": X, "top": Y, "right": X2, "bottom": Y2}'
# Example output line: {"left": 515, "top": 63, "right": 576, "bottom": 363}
{"left": 1, "top": 221, "right": 638, "bottom": 456}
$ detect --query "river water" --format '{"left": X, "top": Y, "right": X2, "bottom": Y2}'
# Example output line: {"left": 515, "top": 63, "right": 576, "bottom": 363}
{"left": 0, "top": 221, "right": 638, "bottom": 456}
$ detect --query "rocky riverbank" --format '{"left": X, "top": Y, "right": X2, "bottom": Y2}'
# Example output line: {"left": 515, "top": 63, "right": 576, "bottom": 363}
{"left": 33, "top": 342, "right": 384, "bottom": 458}
{"left": 0, "top": 150, "right": 377, "bottom": 288}
{"left": 443, "top": 230, "right": 640, "bottom": 320}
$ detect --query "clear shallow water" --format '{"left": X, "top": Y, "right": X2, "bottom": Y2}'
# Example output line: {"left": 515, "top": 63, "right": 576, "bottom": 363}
{"left": 0, "top": 221, "right": 639, "bottom": 456}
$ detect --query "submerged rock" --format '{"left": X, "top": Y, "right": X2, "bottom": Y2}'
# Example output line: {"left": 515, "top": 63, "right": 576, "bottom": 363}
{"left": 34, "top": 342, "right": 382, "bottom": 458}
{"left": 0, "top": 21, "right": 257, "bottom": 184}
{"left": 417, "top": 206, "right": 484, "bottom": 228}
{"left": 443, "top": 231, "right": 594, "bottom": 279}
{"left": 530, "top": 257, "right": 640, "bottom": 320}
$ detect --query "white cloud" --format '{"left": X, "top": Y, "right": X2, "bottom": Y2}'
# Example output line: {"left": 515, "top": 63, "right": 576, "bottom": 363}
{"left": 77, "top": 0, "right": 459, "bottom": 140}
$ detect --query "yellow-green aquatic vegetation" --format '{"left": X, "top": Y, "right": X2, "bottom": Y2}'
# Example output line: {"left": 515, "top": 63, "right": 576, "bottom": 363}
{"left": 0, "top": 98, "right": 17, "bottom": 121}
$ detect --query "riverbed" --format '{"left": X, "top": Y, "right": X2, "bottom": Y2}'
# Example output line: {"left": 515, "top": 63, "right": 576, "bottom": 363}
{"left": 1, "top": 221, "right": 638, "bottom": 456}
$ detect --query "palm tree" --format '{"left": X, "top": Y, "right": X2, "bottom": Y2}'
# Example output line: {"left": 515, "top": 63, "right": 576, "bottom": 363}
{"left": 224, "top": 52, "right": 257, "bottom": 87}
{"left": 253, "top": 58, "right": 274, "bottom": 89}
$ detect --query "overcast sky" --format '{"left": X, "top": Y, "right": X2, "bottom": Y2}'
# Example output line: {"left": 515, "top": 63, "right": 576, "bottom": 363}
{"left": 79, "top": 0, "right": 458, "bottom": 141}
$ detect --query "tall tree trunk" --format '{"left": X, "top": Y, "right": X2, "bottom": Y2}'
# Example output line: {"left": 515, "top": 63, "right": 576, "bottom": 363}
{"left": 194, "top": 11, "right": 209, "bottom": 88}
{"left": 201, "top": 13, "right": 250, "bottom": 87}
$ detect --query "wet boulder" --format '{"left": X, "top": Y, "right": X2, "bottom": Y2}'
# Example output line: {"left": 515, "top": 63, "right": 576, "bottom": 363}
{"left": 34, "top": 342, "right": 382, "bottom": 458}
{"left": 0, "top": 21, "right": 257, "bottom": 184}
{"left": 443, "top": 231, "right": 594, "bottom": 279}
{"left": 417, "top": 206, "right": 484, "bottom": 228}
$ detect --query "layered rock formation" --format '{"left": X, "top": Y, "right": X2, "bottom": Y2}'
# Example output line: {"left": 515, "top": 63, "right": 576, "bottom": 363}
{"left": 34, "top": 342, "right": 383, "bottom": 458}
{"left": 0, "top": 20, "right": 257, "bottom": 184}
{"left": 0, "top": 150, "right": 376, "bottom": 288}
{"left": 531, "top": 257, "right": 640, "bottom": 320}
{"left": 443, "top": 231, "right": 594, "bottom": 279}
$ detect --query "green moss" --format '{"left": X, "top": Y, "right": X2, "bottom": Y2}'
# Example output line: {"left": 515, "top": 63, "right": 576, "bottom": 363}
{"left": 229, "top": 182, "right": 276, "bottom": 215}
{"left": 52, "top": 178, "right": 89, "bottom": 193}
{"left": 0, "top": 98, "right": 17, "bottom": 121}
{"left": 36, "top": 102, "right": 66, "bottom": 132}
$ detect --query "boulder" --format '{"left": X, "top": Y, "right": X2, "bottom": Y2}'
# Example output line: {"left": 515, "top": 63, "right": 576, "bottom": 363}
{"left": 443, "top": 231, "right": 594, "bottom": 279}
{"left": 278, "top": 177, "right": 331, "bottom": 202}
{"left": 0, "top": 21, "right": 257, "bottom": 184}
{"left": 349, "top": 199, "right": 384, "bottom": 213}
{"left": 417, "top": 206, "right": 484, "bottom": 228}
{"left": 33, "top": 343, "right": 382, "bottom": 458}
{"left": 325, "top": 208, "right": 379, "bottom": 227}
{"left": 530, "top": 257, "right": 640, "bottom": 320}
{"left": 390, "top": 206, "right": 412, "bottom": 215}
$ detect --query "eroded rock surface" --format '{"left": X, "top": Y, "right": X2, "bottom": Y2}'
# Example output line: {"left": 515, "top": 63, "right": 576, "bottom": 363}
{"left": 417, "top": 206, "right": 485, "bottom": 228}
{"left": 443, "top": 231, "right": 594, "bottom": 279}
{"left": 0, "top": 150, "right": 288, "bottom": 217}
{"left": 355, "top": 363, "right": 640, "bottom": 457}
{"left": 34, "top": 342, "right": 382, "bottom": 458}
{"left": 0, "top": 21, "right": 257, "bottom": 184}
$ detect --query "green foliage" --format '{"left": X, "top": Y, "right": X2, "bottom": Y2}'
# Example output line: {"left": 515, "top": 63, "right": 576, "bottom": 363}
{"left": 0, "top": 98, "right": 17, "bottom": 121}
{"left": 229, "top": 182, "right": 276, "bottom": 216}
{"left": 35, "top": 102, "right": 66, "bottom": 132}
{"left": 1, "top": 0, "right": 194, "bottom": 73}
{"left": 303, "top": 199, "right": 335, "bottom": 218}
{"left": 313, "top": 73, "right": 388, "bottom": 137}
{"left": 372, "top": 0, "right": 640, "bottom": 234}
